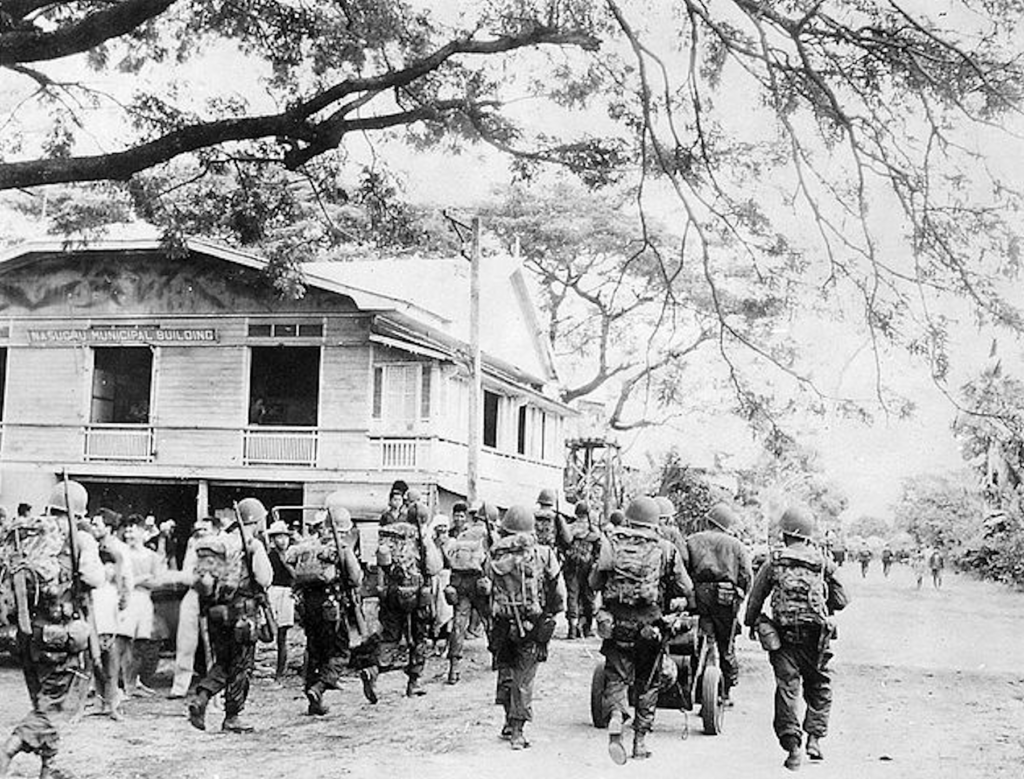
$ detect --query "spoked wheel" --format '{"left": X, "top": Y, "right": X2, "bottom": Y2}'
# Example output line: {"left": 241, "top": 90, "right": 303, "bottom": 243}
{"left": 591, "top": 661, "right": 611, "bottom": 728}
{"left": 700, "top": 664, "right": 725, "bottom": 735}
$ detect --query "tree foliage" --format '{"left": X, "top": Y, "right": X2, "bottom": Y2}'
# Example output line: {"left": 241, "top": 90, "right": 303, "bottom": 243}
{"left": 2, "top": 0, "right": 1024, "bottom": 431}
{"left": 891, "top": 470, "right": 984, "bottom": 550}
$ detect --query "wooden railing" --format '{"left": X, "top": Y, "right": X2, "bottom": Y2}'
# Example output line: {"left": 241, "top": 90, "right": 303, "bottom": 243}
{"left": 84, "top": 424, "right": 154, "bottom": 461}
{"left": 243, "top": 427, "right": 318, "bottom": 467}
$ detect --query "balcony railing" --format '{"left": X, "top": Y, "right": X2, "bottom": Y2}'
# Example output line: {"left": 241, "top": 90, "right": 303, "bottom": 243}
{"left": 84, "top": 424, "right": 154, "bottom": 461}
{"left": 379, "top": 438, "right": 421, "bottom": 469}
{"left": 243, "top": 427, "right": 318, "bottom": 467}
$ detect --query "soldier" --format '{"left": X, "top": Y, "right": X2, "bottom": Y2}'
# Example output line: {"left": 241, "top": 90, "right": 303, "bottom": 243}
{"left": 533, "top": 488, "right": 570, "bottom": 551}
{"left": 744, "top": 506, "right": 849, "bottom": 771}
{"left": 881, "top": 545, "right": 894, "bottom": 578}
{"left": 589, "top": 496, "right": 693, "bottom": 764}
{"left": 488, "top": 505, "right": 565, "bottom": 750}
{"left": 0, "top": 480, "right": 105, "bottom": 779}
{"left": 286, "top": 493, "right": 363, "bottom": 716}
{"left": 682, "top": 502, "right": 752, "bottom": 707}
{"left": 443, "top": 500, "right": 496, "bottom": 684}
{"left": 654, "top": 496, "right": 686, "bottom": 554}
{"left": 559, "top": 501, "right": 600, "bottom": 639}
{"left": 187, "top": 497, "right": 272, "bottom": 733}
{"left": 358, "top": 491, "right": 443, "bottom": 700}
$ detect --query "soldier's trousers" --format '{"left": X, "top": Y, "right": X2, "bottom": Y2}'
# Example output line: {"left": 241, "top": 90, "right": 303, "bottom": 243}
{"left": 375, "top": 597, "right": 430, "bottom": 678}
{"left": 600, "top": 636, "right": 660, "bottom": 733}
{"left": 491, "top": 619, "right": 541, "bottom": 723}
{"left": 769, "top": 626, "right": 832, "bottom": 747}
{"left": 699, "top": 603, "right": 740, "bottom": 693}
{"left": 302, "top": 589, "right": 350, "bottom": 692}
{"left": 12, "top": 632, "right": 80, "bottom": 759}
{"left": 195, "top": 600, "right": 257, "bottom": 717}
{"left": 563, "top": 562, "right": 595, "bottom": 624}
{"left": 447, "top": 572, "right": 490, "bottom": 661}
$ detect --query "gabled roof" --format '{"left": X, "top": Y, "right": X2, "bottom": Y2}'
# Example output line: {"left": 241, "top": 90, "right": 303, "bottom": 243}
{"left": 0, "top": 237, "right": 563, "bottom": 396}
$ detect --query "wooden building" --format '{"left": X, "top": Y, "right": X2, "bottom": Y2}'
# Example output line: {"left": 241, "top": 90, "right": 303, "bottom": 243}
{"left": 0, "top": 239, "right": 571, "bottom": 528}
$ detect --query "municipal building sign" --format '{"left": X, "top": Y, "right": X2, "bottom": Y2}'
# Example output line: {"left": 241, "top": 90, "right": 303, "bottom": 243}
{"left": 27, "top": 327, "right": 218, "bottom": 345}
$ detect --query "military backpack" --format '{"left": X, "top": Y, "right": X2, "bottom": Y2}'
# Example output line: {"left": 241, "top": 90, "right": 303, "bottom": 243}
{"left": 192, "top": 535, "right": 245, "bottom": 604}
{"left": 600, "top": 526, "right": 663, "bottom": 607}
{"left": 770, "top": 550, "right": 829, "bottom": 627}
{"left": 377, "top": 522, "right": 424, "bottom": 612}
{"left": 489, "top": 533, "right": 544, "bottom": 620}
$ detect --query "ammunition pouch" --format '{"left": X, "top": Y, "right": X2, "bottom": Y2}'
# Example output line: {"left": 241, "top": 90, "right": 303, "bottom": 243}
{"left": 321, "top": 596, "right": 341, "bottom": 623}
{"left": 531, "top": 613, "right": 557, "bottom": 645}
{"left": 696, "top": 581, "right": 738, "bottom": 611}
{"left": 207, "top": 604, "right": 231, "bottom": 626}
{"left": 234, "top": 617, "right": 257, "bottom": 645}
{"left": 391, "top": 585, "right": 420, "bottom": 613}
{"left": 34, "top": 619, "right": 90, "bottom": 654}
{"left": 754, "top": 614, "right": 782, "bottom": 652}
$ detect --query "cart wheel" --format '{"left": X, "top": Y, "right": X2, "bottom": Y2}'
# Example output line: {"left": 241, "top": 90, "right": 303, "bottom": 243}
{"left": 591, "top": 661, "right": 611, "bottom": 728}
{"left": 700, "top": 665, "right": 725, "bottom": 735}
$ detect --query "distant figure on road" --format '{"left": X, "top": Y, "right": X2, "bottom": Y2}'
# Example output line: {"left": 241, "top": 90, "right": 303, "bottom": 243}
{"left": 857, "top": 548, "right": 872, "bottom": 578}
{"left": 881, "top": 546, "right": 894, "bottom": 578}
{"left": 928, "top": 546, "right": 946, "bottom": 589}
{"left": 744, "top": 505, "right": 849, "bottom": 772}
{"left": 911, "top": 548, "right": 926, "bottom": 590}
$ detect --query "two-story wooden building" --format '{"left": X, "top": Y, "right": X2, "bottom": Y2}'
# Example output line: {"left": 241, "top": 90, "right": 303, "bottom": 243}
{"left": 0, "top": 238, "right": 571, "bottom": 527}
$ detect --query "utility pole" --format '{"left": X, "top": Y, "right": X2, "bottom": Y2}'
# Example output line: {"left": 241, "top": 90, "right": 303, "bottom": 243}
{"left": 467, "top": 217, "right": 482, "bottom": 505}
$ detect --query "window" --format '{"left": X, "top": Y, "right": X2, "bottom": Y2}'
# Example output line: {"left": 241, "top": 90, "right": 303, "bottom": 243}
{"left": 517, "top": 405, "right": 527, "bottom": 455}
{"left": 372, "top": 364, "right": 431, "bottom": 422}
{"left": 249, "top": 346, "right": 320, "bottom": 426}
{"left": 483, "top": 390, "right": 499, "bottom": 448}
{"left": 0, "top": 347, "right": 6, "bottom": 420}
{"left": 91, "top": 348, "right": 152, "bottom": 423}
{"left": 248, "top": 322, "right": 323, "bottom": 338}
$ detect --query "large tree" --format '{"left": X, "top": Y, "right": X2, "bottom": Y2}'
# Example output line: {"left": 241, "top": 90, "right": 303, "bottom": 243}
{"left": 3, "top": 0, "right": 1023, "bottom": 432}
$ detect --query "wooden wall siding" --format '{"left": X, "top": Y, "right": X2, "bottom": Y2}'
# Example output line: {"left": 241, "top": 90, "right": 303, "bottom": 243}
{"left": 318, "top": 344, "right": 373, "bottom": 470}
{"left": 153, "top": 428, "right": 242, "bottom": 467}
{"left": 3, "top": 346, "right": 87, "bottom": 457}
{"left": 156, "top": 346, "right": 247, "bottom": 428}
{"left": 0, "top": 251, "right": 359, "bottom": 318}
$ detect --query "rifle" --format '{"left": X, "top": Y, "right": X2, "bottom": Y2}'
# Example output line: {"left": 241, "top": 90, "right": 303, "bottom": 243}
{"left": 232, "top": 502, "right": 276, "bottom": 643}
{"left": 10, "top": 525, "right": 32, "bottom": 635}
{"left": 324, "top": 507, "right": 366, "bottom": 639}
{"left": 63, "top": 471, "right": 101, "bottom": 666}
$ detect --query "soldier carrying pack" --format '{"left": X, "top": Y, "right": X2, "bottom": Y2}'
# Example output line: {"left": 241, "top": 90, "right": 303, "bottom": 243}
{"left": 599, "top": 526, "right": 663, "bottom": 607}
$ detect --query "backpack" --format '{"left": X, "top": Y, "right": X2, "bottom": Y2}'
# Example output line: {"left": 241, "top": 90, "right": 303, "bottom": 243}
{"left": 534, "top": 510, "right": 557, "bottom": 548}
{"left": 770, "top": 551, "right": 828, "bottom": 627}
{"left": 448, "top": 526, "right": 488, "bottom": 573}
{"left": 1, "top": 516, "right": 74, "bottom": 623}
{"left": 377, "top": 522, "right": 424, "bottom": 611}
{"left": 285, "top": 539, "right": 338, "bottom": 588}
{"left": 564, "top": 522, "right": 598, "bottom": 567}
{"left": 192, "top": 535, "right": 244, "bottom": 603}
{"left": 488, "top": 533, "right": 544, "bottom": 620}
{"left": 600, "top": 527, "right": 663, "bottom": 607}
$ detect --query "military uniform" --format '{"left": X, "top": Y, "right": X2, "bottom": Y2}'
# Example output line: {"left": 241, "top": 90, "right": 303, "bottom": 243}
{"left": 558, "top": 502, "right": 600, "bottom": 639}
{"left": 744, "top": 506, "right": 848, "bottom": 771}
{"left": 589, "top": 496, "right": 693, "bottom": 763}
{"left": 488, "top": 505, "right": 565, "bottom": 750}
{"left": 188, "top": 498, "right": 272, "bottom": 733}
{"left": 682, "top": 503, "right": 752, "bottom": 702}
{"left": 0, "top": 481, "right": 105, "bottom": 779}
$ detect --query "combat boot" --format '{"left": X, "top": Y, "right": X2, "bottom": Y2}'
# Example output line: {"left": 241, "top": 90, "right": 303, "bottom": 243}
{"left": 0, "top": 735, "right": 24, "bottom": 777}
{"left": 632, "top": 731, "right": 652, "bottom": 759}
{"left": 38, "top": 756, "right": 78, "bottom": 779}
{"left": 222, "top": 714, "right": 256, "bottom": 733}
{"left": 405, "top": 674, "right": 427, "bottom": 697}
{"left": 783, "top": 737, "right": 802, "bottom": 771}
{"left": 508, "top": 719, "right": 530, "bottom": 751}
{"left": 187, "top": 690, "right": 209, "bottom": 731}
{"left": 581, "top": 617, "right": 593, "bottom": 638}
{"left": 806, "top": 736, "right": 824, "bottom": 761}
{"left": 607, "top": 711, "right": 628, "bottom": 765}
{"left": 566, "top": 619, "right": 579, "bottom": 639}
{"left": 305, "top": 684, "right": 329, "bottom": 716}
{"left": 359, "top": 667, "right": 379, "bottom": 704}
{"left": 446, "top": 658, "right": 461, "bottom": 685}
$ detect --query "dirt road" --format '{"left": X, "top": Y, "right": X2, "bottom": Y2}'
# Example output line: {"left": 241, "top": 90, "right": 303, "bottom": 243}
{"left": 2, "top": 564, "right": 1022, "bottom": 778}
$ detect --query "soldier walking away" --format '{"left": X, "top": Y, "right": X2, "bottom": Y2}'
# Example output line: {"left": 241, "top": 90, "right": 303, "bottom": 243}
{"left": 857, "top": 547, "right": 872, "bottom": 578}
{"left": 744, "top": 506, "right": 849, "bottom": 772}
{"left": 0, "top": 480, "right": 105, "bottom": 779}
{"left": 559, "top": 501, "right": 600, "bottom": 639}
{"left": 589, "top": 496, "right": 693, "bottom": 765}
{"left": 266, "top": 520, "right": 295, "bottom": 683}
{"left": 187, "top": 498, "right": 272, "bottom": 733}
{"left": 881, "top": 545, "right": 894, "bottom": 578}
{"left": 683, "top": 502, "right": 752, "bottom": 707}
{"left": 285, "top": 493, "right": 363, "bottom": 716}
{"left": 533, "top": 489, "right": 570, "bottom": 551}
{"left": 653, "top": 497, "right": 686, "bottom": 555}
{"left": 911, "top": 548, "right": 926, "bottom": 590}
{"left": 357, "top": 490, "right": 443, "bottom": 701}
{"left": 928, "top": 545, "right": 945, "bottom": 589}
{"left": 488, "top": 505, "right": 565, "bottom": 750}
{"left": 442, "top": 501, "right": 495, "bottom": 684}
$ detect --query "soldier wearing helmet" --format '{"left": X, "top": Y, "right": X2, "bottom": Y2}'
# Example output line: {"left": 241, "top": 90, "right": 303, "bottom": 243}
{"left": 188, "top": 497, "right": 272, "bottom": 734}
{"left": 589, "top": 496, "right": 693, "bottom": 764}
{"left": 558, "top": 500, "right": 601, "bottom": 639}
{"left": 653, "top": 496, "right": 686, "bottom": 556}
{"left": 744, "top": 505, "right": 849, "bottom": 771}
{"left": 285, "top": 492, "right": 363, "bottom": 717}
{"left": 681, "top": 502, "right": 752, "bottom": 708}
{"left": 1, "top": 479, "right": 105, "bottom": 778}
{"left": 487, "top": 504, "right": 565, "bottom": 750}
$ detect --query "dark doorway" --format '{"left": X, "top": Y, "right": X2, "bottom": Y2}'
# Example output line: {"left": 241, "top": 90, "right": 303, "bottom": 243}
{"left": 208, "top": 484, "right": 303, "bottom": 522}
{"left": 92, "top": 347, "right": 152, "bottom": 423}
{"left": 249, "top": 346, "right": 320, "bottom": 426}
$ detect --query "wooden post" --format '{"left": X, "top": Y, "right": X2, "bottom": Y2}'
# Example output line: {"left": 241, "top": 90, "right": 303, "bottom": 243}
{"left": 467, "top": 217, "right": 482, "bottom": 505}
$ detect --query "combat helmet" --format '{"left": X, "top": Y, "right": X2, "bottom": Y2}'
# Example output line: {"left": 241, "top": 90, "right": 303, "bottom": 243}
{"left": 654, "top": 496, "right": 676, "bottom": 521}
{"left": 536, "top": 488, "right": 556, "bottom": 508}
{"left": 323, "top": 491, "right": 354, "bottom": 532}
{"left": 237, "top": 497, "right": 268, "bottom": 527}
{"left": 779, "top": 506, "right": 815, "bottom": 541}
{"left": 500, "top": 505, "right": 535, "bottom": 534}
{"left": 624, "top": 496, "right": 660, "bottom": 528}
{"left": 706, "top": 503, "right": 738, "bottom": 532}
{"left": 46, "top": 481, "right": 89, "bottom": 518}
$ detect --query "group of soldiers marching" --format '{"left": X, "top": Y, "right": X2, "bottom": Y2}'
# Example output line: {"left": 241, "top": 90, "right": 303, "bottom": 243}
{"left": 0, "top": 478, "right": 848, "bottom": 777}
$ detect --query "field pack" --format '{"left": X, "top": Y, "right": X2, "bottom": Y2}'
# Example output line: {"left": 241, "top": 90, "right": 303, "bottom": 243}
{"left": 377, "top": 522, "right": 424, "bottom": 611}
{"left": 192, "top": 535, "right": 245, "bottom": 603}
{"left": 770, "top": 551, "right": 828, "bottom": 627}
{"left": 600, "top": 527, "right": 662, "bottom": 607}
{"left": 447, "top": 525, "right": 488, "bottom": 573}
{"left": 1, "top": 516, "right": 73, "bottom": 624}
{"left": 285, "top": 539, "right": 338, "bottom": 587}
{"left": 489, "top": 532, "right": 544, "bottom": 620}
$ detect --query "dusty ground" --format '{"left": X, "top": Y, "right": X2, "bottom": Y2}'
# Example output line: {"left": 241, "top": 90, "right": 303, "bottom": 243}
{"left": 2, "top": 563, "right": 1023, "bottom": 779}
